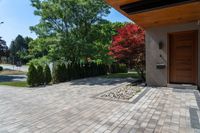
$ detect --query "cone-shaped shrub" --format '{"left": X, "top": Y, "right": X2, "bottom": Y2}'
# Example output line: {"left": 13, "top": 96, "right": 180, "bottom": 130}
{"left": 27, "top": 63, "right": 38, "bottom": 87}
{"left": 60, "top": 63, "right": 68, "bottom": 82}
{"left": 52, "top": 63, "right": 59, "bottom": 83}
{"left": 51, "top": 61, "right": 109, "bottom": 84}
{"left": 110, "top": 63, "right": 127, "bottom": 73}
{"left": 101, "top": 64, "right": 108, "bottom": 75}
{"left": 69, "top": 63, "right": 79, "bottom": 79}
{"left": 79, "top": 63, "right": 85, "bottom": 78}
{"left": 85, "top": 63, "right": 90, "bottom": 77}
{"left": 70, "top": 63, "right": 75, "bottom": 79}
{"left": 37, "top": 65, "right": 45, "bottom": 85}
{"left": 111, "top": 63, "right": 118, "bottom": 73}
{"left": 52, "top": 63, "right": 68, "bottom": 83}
{"left": 90, "top": 62, "right": 96, "bottom": 76}
{"left": 76, "top": 63, "right": 82, "bottom": 79}
{"left": 66, "top": 63, "right": 71, "bottom": 81}
{"left": 74, "top": 63, "right": 81, "bottom": 79}
{"left": 119, "top": 64, "right": 128, "bottom": 73}
{"left": 67, "top": 63, "right": 72, "bottom": 80}
{"left": 44, "top": 64, "right": 52, "bottom": 85}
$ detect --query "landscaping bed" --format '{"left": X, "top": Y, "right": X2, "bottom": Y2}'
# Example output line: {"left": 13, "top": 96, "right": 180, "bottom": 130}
{"left": 96, "top": 83, "right": 145, "bottom": 102}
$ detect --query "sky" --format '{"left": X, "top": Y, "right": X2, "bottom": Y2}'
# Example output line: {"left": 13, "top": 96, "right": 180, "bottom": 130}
{"left": 0, "top": 0, "right": 131, "bottom": 47}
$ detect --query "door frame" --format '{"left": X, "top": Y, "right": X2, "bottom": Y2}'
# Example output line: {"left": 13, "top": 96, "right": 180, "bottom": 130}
{"left": 167, "top": 30, "right": 198, "bottom": 85}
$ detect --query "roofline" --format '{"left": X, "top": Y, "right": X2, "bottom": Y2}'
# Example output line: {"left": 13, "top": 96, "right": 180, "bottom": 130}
{"left": 120, "top": 0, "right": 198, "bottom": 14}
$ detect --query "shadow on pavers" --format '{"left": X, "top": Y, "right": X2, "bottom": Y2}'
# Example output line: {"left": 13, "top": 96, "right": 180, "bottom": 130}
{"left": 69, "top": 77, "right": 136, "bottom": 86}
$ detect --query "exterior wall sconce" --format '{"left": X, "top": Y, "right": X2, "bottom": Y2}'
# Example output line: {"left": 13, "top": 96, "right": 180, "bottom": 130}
{"left": 159, "top": 41, "right": 163, "bottom": 49}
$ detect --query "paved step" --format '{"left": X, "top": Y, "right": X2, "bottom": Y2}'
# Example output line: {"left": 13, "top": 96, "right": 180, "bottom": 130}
{"left": 168, "top": 84, "right": 198, "bottom": 90}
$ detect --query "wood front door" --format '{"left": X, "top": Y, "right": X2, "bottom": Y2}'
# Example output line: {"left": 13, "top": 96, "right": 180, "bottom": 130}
{"left": 169, "top": 30, "right": 198, "bottom": 84}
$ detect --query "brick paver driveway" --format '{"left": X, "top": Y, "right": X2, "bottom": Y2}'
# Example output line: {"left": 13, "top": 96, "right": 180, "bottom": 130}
{"left": 0, "top": 77, "right": 200, "bottom": 133}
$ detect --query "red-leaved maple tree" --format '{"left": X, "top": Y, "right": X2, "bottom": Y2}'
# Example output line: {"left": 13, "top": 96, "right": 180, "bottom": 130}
{"left": 109, "top": 24, "right": 145, "bottom": 80}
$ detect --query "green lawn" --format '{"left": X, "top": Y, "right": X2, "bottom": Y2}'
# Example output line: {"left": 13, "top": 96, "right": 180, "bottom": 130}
{"left": 0, "top": 70, "right": 27, "bottom": 75}
{"left": 103, "top": 71, "right": 140, "bottom": 79}
{"left": 0, "top": 81, "right": 28, "bottom": 87}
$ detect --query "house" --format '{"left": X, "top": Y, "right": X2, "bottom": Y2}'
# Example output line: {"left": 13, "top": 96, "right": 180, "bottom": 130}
{"left": 105, "top": 0, "right": 200, "bottom": 87}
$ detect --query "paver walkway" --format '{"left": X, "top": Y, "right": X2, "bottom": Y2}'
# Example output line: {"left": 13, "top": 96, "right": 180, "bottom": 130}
{"left": 0, "top": 77, "right": 200, "bottom": 133}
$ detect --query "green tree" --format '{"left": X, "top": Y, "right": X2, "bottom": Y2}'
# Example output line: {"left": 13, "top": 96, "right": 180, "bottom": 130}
{"left": 28, "top": 37, "right": 57, "bottom": 60}
{"left": 18, "top": 37, "right": 34, "bottom": 62}
{"left": 24, "top": 37, "right": 33, "bottom": 48}
{"left": 9, "top": 35, "right": 33, "bottom": 64}
{"left": 9, "top": 41, "right": 17, "bottom": 63}
{"left": 30, "top": 0, "right": 110, "bottom": 62}
{"left": 0, "top": 37, "right": 9, "bottom": 63}
{"left": 88, "top": 22, "right": 125, "bottom": 64}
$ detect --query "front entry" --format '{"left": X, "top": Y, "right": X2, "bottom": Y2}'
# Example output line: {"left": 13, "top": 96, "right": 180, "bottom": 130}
{"left": 169, "top": 30, "right": 198, "bottom": 84}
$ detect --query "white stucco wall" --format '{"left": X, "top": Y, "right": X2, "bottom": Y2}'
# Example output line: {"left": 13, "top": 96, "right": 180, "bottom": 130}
{"left": 145, "top": 22, "right": 200, "bottom": 87}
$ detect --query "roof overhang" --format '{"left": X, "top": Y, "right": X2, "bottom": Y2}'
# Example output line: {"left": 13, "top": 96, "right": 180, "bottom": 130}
{"left": 105, "top": 0, "right": 200, "bottom": 29}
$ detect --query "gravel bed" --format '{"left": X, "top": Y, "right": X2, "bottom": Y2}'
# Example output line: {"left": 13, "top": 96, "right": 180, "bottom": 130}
{"left": 97, "top": 84, "right": 144, "bottom": 101}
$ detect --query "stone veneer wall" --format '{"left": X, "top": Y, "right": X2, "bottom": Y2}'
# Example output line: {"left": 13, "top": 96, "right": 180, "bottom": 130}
{"left": 145, "top": 22, "right": 200, "bottom": 87}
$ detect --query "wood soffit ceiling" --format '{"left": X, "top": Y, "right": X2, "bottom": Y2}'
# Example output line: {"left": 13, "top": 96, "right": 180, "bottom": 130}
{"left": 105, "top": 0, "right": 200, "bottom": 29}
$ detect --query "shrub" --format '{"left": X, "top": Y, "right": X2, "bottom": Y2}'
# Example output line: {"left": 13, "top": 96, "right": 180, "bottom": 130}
{"left": 0, "top": 66, "right": 3, "bottom": 71}
{"left": 37, "top": 65, "right": 45, "bottom": 85}
{"left": 98, "top": 64, "right": 108, "bottom": 75}
{"left": 67, "top": 63, "right": 72, "bottom": 80}
{"left": 29, "top": 61, "right": 112, "bottom": 86}
{"left": 27, "top": 63, "right": 38, "bottom": 87}
{"left": 52, "top": 63, "right": 68, "bottom": 83}
{"left": 110, "top": 63, "right": 128, "bottom": 73}
{"left": 79, "top": 63, "right": 85, "bottom": 78}
{"left": 84, "top": 63, "right": 90, "bottom": 77}
{"left": 52, "top": 63, "right": 59, "bottom": 83}
{"left": 119, "top": 64, "right": 128, "bottom": 73}
{"left": 70, "top": 63, "right": 78, "bottom": 79}
{"left": 90, "top": 62, "right": 97, "bottom": 76}
{"left": 44, "top": 64, "right": 52, "bottom": 85}
{"left": 59, "top": 63, "right": 68, "bottom": 82}
{"left": 76, "top": 63, "right": 82, "bottom": 79}
{"left": 52, "top": 61, "right": 109, "bottom": 84}
{"left": 110, "top": 63, "right": 118, "bottom": 73}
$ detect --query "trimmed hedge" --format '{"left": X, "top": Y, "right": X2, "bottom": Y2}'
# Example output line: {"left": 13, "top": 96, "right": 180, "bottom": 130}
{"left": 59, "top": 63, "right": 68, "bottom": 82}
{"left": 27, "top": 63, "right": 38, "bottom": 87}
{"left": 52, "top": 62, "right": 108, "bottom": 83}
{"left": 27, "top": 64, "right": 52, "bottom": 86}
{"left": 27, "top": 62, "right": 128, "bottom": 86}
{"left": 110, "top": 63, "right": 128, "bottom": 73}
{"left": 52, "top": 63, "right": 60, "bottom": 83}
{"left": 37, "top": 65, "right": 45, "bottom": 85}
{"left": 44, "top": 64, "right": 52, "bottom": 85}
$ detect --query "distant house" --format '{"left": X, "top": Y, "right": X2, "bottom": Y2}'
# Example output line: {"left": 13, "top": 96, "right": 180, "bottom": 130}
{"left": 105, "top": 0, "right": 200, "bottom": 87}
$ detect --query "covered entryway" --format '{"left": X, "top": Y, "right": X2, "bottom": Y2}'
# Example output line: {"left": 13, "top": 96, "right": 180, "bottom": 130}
{"left": 105, "top": 0, "right": 200, "bottom": 87}
{"left": 169, "top": 30, "right": 198, "bottom": 84}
